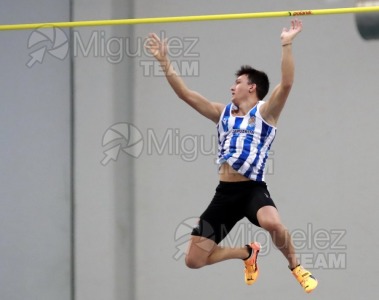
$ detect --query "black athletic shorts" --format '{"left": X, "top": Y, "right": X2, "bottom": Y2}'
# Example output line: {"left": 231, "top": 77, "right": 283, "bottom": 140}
{"left": 191, "top": 180, "right": 277, "bottom": 244}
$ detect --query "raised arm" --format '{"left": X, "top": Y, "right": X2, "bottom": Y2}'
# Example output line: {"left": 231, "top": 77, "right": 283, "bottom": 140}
{"left": 145, "top": 33, "right": 224, "bottom": 124}
{"left": 260, "top": 19, "right": 303, "bottom": 126}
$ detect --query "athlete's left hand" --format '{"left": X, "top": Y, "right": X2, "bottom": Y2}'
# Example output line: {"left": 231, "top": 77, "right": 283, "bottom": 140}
{"left": 281, "top": 18, "right": 303, "bottom": 44}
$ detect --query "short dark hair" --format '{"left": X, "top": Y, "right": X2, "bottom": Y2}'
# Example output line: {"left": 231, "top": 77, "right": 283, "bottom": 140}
{"left": 235, "top": 65, "right": 270, "bottom": 100}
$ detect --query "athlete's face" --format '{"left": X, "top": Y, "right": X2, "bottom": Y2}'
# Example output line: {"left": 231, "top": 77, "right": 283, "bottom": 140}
{"left": 230, "top": 75, "right": 255, "bottom": 106}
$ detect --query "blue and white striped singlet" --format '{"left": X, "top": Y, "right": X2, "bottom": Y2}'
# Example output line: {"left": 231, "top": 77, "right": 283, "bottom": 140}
{"left": 217, "top": 101, "right": 276, "bottom": 182}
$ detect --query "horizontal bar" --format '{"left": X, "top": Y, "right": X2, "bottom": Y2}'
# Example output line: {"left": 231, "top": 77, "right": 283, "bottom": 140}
{"left": 0, "top": 6, "right": 379, "bottom": 31}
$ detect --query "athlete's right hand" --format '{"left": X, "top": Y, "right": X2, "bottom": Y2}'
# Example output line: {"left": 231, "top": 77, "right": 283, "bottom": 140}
{"left": 145, "top": 33, "right": 168, "bottom": 61}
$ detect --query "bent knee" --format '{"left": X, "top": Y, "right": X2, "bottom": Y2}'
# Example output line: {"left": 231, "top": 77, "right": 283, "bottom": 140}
{"left": 185, "top": 255, "right": 206, "bottom": 269}
{"left": 261, "top": 220, "right": 286, "bottom": 233}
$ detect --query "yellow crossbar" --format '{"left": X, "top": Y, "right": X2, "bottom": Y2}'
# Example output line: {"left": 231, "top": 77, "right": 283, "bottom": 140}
{"left": 1, "top": 6, "right": 379, "bottom": 31}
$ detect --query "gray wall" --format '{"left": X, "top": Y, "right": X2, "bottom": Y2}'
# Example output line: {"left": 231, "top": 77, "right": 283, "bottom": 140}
{"left": 73, "top": 0, "right": 135, "bottom": 299}
{"left": 0, "top": 1, "right": 72, "bottom": 300}
{"left": 1, "top": 0, "right": 379, "bottom": 300}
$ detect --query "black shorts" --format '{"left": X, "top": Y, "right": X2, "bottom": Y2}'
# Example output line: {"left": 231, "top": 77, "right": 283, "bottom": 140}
{"left": 191, "top": 180, "right": 277, "bottom": 244}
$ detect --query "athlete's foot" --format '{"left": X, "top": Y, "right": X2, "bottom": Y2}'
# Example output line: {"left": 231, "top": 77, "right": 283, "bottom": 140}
{"left": 244, "top": 242, "right": 261, "bottom": 285}
{"left": 291, "top": 265, "right": 318, "bottom": 293}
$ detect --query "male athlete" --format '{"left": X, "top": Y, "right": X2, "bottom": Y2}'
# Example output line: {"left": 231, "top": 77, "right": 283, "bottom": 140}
{"left": 145, "top": 19, "right": 318, "bottom": 293}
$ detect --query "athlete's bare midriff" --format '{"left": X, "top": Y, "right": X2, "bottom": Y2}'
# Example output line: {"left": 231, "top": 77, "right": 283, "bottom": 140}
{"left": 218, "top": 163, "right": 251, "bottom": 182}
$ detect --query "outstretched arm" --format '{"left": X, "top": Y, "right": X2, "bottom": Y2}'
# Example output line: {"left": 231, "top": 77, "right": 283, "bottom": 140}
{"left": 145, "top": 33, "right": 224, "bottom": 124}
{"left": 260, "top": 19, "right": 303, "bottom": 126}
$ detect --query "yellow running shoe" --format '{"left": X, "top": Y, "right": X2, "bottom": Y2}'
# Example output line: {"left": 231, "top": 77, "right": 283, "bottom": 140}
{"left": 291, "top": 265, "right": 318, "bottom": 293}
{"left": 244, "top": 242, "right": 261, "bottom": 285}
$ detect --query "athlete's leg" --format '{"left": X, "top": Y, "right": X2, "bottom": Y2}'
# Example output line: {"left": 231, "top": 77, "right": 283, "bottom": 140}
{"left": 256, "top": 206, "right": 298, "bottom": 269}
{"left": 185, "top": 235, "right": 249, "bottom": 269}
{"left": 257, "top": 205, "right": 318, "bottom": 293}
{"left": 185, "top": 181, "right": 250, "bottom": 269}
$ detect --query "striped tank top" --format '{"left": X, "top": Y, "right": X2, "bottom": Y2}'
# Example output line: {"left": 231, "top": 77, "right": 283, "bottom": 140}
{"left": 217, "top": 101, "right": 276, "bottom": 182}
